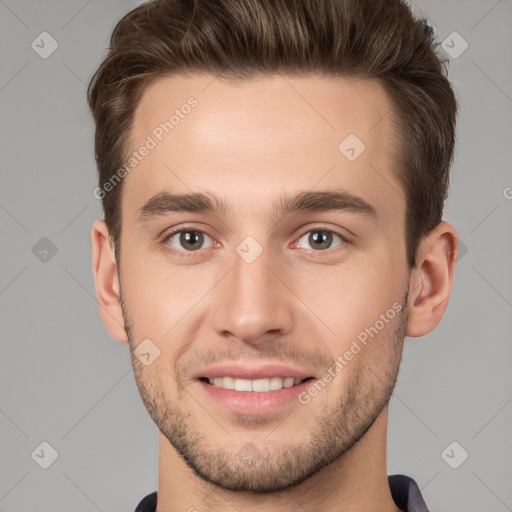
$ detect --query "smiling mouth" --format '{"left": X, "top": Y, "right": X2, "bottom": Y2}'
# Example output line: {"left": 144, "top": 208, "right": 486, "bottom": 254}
{"left": 199, "top": 376, "right": 315, "bottom": 392}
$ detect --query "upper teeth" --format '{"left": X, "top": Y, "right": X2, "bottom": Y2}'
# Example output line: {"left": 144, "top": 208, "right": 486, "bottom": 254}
{"left": 208, "top": 377, "right": 304, "bottom": 392}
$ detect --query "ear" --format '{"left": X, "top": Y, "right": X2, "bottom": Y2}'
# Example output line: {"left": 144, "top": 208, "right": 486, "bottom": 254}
{"left": 91, "top": 219, "right": 128, "bottom": 343}
{"left": 406, "top": 221, "right": 458, "bottom": 337}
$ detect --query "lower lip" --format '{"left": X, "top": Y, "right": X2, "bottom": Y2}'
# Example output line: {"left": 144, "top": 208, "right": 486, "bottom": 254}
{"left": 197, "top": 379, "right": 314, "bottom": 415}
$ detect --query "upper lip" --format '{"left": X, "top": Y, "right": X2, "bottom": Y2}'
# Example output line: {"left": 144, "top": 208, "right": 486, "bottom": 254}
{"left": 194, "top": 363, "right": 316, "bottom": 381}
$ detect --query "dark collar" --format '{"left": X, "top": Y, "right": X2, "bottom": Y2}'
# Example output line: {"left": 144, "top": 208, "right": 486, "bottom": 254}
{"left": 134, "top": 473, "right": 429, "bottom": 512}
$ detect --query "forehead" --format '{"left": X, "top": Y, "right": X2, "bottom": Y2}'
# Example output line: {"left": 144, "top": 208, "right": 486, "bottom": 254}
{"left": 124, "top": 73, "right": 403, "bottom": 223}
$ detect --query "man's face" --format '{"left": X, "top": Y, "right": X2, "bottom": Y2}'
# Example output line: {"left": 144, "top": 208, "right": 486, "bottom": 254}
{"left": 118, "top": 74, "right": 410, "bottom": 492}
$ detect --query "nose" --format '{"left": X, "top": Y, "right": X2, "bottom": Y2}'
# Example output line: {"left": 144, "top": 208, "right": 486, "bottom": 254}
{"left": 212, "top": 242, "right": 294, "bottom": 346}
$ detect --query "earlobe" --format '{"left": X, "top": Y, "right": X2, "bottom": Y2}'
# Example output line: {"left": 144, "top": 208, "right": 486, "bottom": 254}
{"left": 406, "top": 221, "right": 458, "bottom": 338}
{"left": 91, "top": 219, "right": 128, "bottom": 343}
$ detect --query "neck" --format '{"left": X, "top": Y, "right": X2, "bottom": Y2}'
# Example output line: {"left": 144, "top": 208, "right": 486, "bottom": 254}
{"left": 156, "top": 406, "right": 400, "bottom": 512}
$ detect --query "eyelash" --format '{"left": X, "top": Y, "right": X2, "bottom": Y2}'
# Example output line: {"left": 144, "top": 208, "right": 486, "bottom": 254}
{"left": 160, "top": 225, "right": 350, "bottom": 259}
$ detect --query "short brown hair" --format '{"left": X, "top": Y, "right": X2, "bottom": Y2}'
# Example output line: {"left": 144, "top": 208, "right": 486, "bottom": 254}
{"left": 87, "top": 0, "right": 457, "bottom": 268}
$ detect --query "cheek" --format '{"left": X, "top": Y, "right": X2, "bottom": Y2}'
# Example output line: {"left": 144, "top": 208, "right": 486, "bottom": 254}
{"left": 290, "top": 258, "right": 404, "bottom": 346}
{"left": 120, "top": 243, "right": 216, "bottom": 338}
{"left": 119, "top": 244, "right": 169, "bottom": 335}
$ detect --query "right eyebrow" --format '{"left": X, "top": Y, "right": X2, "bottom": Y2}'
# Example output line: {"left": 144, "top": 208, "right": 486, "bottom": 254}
{"left": 137, "top": 191, "right": 229, "bottom": 222}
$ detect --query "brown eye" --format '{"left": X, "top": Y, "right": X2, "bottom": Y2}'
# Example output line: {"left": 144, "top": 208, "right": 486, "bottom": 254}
{"left": 167, "top": 230, "right": 212, "bottom": 252}
{"left": 296, "top": 229, "right": 345, "bottom": 251}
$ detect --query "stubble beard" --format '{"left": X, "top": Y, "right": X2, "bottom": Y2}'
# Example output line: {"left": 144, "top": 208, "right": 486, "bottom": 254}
{"left": 121, "top": 291, "right": 408, "bottom": 493}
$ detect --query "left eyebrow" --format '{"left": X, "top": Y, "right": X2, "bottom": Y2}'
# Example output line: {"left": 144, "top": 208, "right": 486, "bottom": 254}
{"left": 274, "top": 189, "right": 378, "bottom": 220}
{"left": 137, "top": 188, "right": 378, "bottom": 223}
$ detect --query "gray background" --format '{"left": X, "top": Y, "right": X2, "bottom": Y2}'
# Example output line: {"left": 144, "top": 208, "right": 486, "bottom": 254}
{"left": 1, "top": 0, "right": 511, "bottom": 510}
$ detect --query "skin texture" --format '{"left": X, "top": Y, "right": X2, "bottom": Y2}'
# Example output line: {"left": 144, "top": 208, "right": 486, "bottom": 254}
{"left": 92, "top": 74, "right": 458, "bottom": 512}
